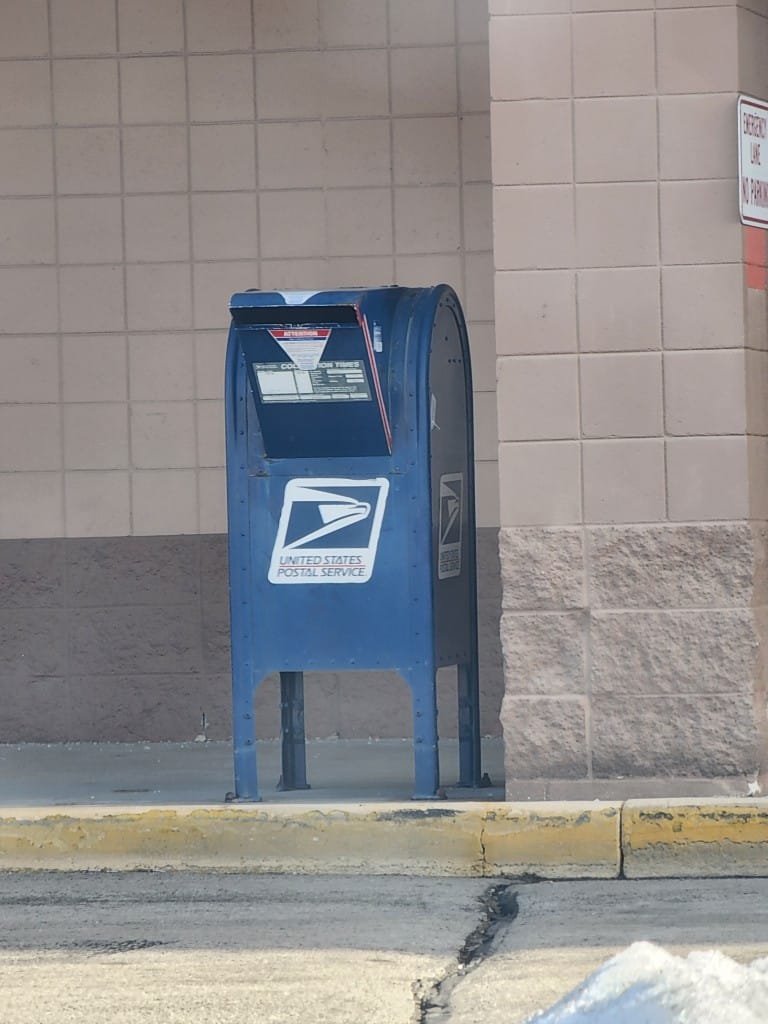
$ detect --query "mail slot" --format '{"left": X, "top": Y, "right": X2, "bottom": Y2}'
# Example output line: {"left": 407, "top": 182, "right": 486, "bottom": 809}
{"left": 225, "top": 286, "right": 483, "bottom": 799}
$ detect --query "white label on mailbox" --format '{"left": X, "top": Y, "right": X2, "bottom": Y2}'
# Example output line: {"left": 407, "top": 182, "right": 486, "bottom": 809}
{"left": 268, "top": 328, "right": 331, "bottom": 370}
{"left": 254, "top": 360, "right": 372, "bottom": 403}
{"left": 269, "top": 477, "right": 389, "bottom": 584}
{"left": 438, "top": 473, "right": 463, "bottom": 580}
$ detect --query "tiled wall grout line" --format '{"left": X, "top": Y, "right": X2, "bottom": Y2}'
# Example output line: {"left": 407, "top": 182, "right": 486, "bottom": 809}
{"left": 568, "top": 6, "right": 593, "bottom": 783}
{"left": 114, "top": 0, "right": 132, "bottom": 539}
{"left": 45, "top": 0, "right": 65, "bottom": 541}
{"left": 653, "top": 7, "right": 671, "bottom": 525}
{"left": 384, "top": 1, "right": 397, "bottom": 287}
{"left": 45, "top": 0, "right": 71, "bottom": 722}
{"left": 453, "top": 0, "right": 468, "bottom": 313}
{"left": 181, "top": 0, "right": 200, "bottom": 537}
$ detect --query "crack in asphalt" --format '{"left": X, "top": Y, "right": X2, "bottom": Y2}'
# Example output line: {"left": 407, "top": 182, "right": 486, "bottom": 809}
{"left": 412, "top": 880, "right": 522, "bottom": 1024}
{"left": 70, "top": 938, "right": 167, "bottom": 957}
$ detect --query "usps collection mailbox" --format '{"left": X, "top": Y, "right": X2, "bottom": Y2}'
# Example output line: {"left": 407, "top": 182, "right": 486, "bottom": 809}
{"left": 225, "top": 285, "right": 482, "bottom": 800}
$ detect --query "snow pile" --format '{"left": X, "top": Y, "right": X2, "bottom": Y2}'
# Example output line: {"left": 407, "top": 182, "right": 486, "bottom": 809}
{"left": 526, "top": 941, "right": 768, "bottom": 1024}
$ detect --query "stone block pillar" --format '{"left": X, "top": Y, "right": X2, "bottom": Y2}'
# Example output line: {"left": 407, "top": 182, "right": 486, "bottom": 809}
{"left": 489, "top": 0, "right": 768, "bottom": 789}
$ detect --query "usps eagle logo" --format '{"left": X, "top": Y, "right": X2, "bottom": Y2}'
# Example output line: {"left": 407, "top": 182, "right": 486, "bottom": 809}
{"left": 269, "top": 478, "right": 389, "bottom": 584}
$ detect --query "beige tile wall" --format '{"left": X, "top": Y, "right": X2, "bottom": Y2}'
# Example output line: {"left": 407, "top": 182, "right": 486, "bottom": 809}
{"left": 491, "top": 1, "right": 768, "bottom": 784}
{"left": 0, "top": 0, "right": 497, "bottom": 540}
{"left": 491, "top": 1, "right": 766, "bottom": 530}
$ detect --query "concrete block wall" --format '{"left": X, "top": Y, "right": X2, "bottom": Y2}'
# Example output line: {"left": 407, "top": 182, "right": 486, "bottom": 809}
{"left": 0, "top": 0, "right": 503, "bottom": 742}
{"left": 490, "top": 0, "right": 768, "bottom": 784}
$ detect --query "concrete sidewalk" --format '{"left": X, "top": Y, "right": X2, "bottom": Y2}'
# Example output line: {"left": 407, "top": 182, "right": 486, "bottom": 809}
{"left": 0, "top": 740, "right": 767, "bottom": 879}
{"left": 0, "top": 738, "right": 505, "bottom": 807}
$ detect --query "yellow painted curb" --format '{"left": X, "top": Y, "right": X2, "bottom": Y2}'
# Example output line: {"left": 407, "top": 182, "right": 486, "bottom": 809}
{"left": 10, "top": 799, "right": 768, "bottom": 879}
{"left": 622, "top": 799, "right": 768, "bottom": 878}
{"left": 0, "top": 802, "right": 623, "bottom": 877}
{"left": 483, "top": 803, "right": 621, "bottom": 879}
{"left": 0, "top": 805, "right": 483, "bottom": 876}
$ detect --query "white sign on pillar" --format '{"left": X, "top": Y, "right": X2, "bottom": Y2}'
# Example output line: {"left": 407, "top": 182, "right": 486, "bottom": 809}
{"left": 739, "top": 95, "right": 768, "bottom": 229}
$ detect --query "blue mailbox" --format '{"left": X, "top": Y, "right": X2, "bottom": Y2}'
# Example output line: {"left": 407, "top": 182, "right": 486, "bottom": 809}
{"left": 225, "top": 285, "right": 482, "bottom": 800}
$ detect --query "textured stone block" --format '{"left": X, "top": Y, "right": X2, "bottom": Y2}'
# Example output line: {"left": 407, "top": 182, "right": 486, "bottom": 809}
{"left": 437, "top": 666, "right": 460, "bottom": 738}
{"left": 752, "top": 525, "right": 768, "bottom": 606}
{"left": 474, "top": 528, "right": 504, "bottom": 736}
{"left": 255, "top": 667, "right": 456, "bottom": 743}
{"left": 0, "top": 525, "right": 503, "bottom": 743}
{"left": 591, "top": 609, "right": 757, "bottom": 694}
{"left": 592, "top": 695, "right": 760, "bottom": 777}
{"left": 305, "top": 672, "right": 345, "bottom": 739}
{"left": 0, "top": 608, "right": 68, "bottom": 677}
{"left": 0, "top": 677, "right": 69, "bottom": 742}
{"left": 0, "top": 539, "right": 65, "bottom": 608}
{"left": 201, "top": 601, "right": 231, "bottom": 674}
{"left": 253, "top": 674, "right": 281, "bottom": 740}
{"left": 200, "top": 533, "right": 229, "bottom": 604}
{"left": 198, "top": 674, "right": 233, "bottom": 741}
{"left": 338, "top": 670, "right": 411, "bottom": 740}
{"left": 501, "top": 612, "right": 586, "bottom": 695}
{"left": 501, "top": 695, "right": 588, "bottom": 779}
{"left": 589, "top": 524, "right": 756, "bottom": 609}
{"left": 68, "top": 674, "right": 228, "bottom": 743}
{"left": 67, "top": 535, "right": 199, "bottom": 607}
{"left": 69, "top": 605, "right": 201, "bottom": 675}
{"left": 499, "top": 527, "right": 585, "bottom": 610}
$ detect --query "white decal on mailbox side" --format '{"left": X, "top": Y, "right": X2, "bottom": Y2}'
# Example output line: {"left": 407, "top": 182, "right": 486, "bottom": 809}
{"left": 268, "top": 328, "right": 331, "bottom": 371}
{"left": 438, "top": 473, "right": 463, "bottom": 580}
{"left": 269, "top": 477, "right": 389, "bottom": 584}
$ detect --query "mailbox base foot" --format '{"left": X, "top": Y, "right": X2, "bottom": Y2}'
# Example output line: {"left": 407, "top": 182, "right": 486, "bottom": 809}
{"left": 454, "top": 772, "right": 493, "bottom": 790}
{"left": 224, "top": 791, "right": 262, "bottom": 803}
{"left": 276, "top": 777, "right": 311, "bottom": 792}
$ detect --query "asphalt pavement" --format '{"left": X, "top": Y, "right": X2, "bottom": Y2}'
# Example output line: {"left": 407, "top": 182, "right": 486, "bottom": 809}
{"left": 0, "top": 872, "right": 488, "bottom": 1024}
{"left": 2, "top": 873, "right": 768, "bottom": 1024}
{"left": 445, "top": 877, "right": 768, "bottom": 1023}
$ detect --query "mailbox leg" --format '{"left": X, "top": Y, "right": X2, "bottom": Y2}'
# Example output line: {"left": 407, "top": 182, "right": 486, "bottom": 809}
{"left": 232, "top": 684, "right": 260, "bottom": 802}
{"left": 457, "top": 662, "right": 482, "bottom": 788}
{"left": 409, "top": 670, "right": 440, "bottom": 799}
{"left": 278, "top": 671, "right": 311, "bottom": 791}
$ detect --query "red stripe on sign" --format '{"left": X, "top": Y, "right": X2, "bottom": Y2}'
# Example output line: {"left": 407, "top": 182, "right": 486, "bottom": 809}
{"left": 358, "top": 309, "right": 392, "bottom": 452}
{"left": 744, "top": 226, "right": 767, "bottom": 289}
{"left": 268, "top": 329, "right": 332, "bottom": 341}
